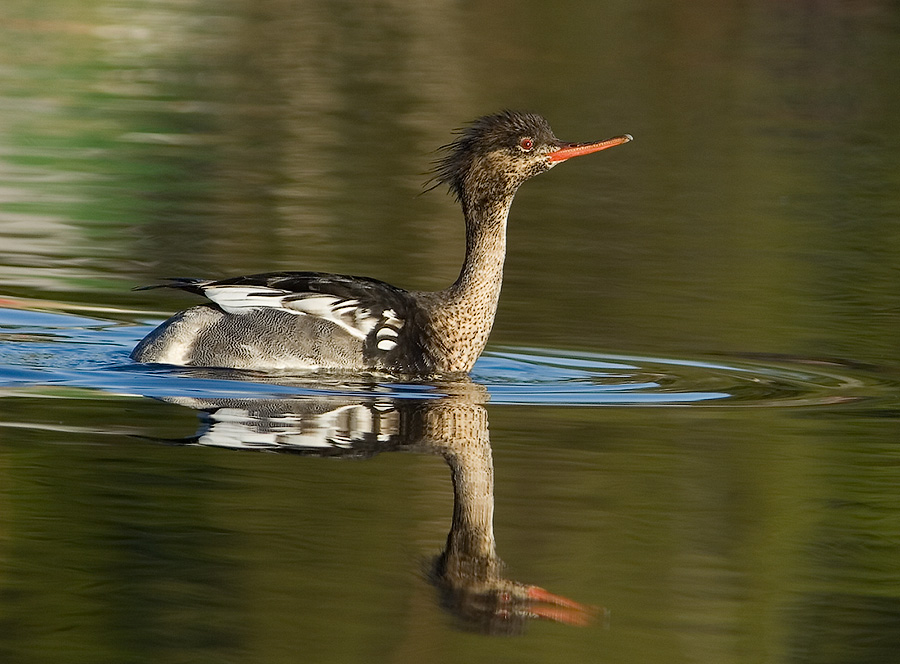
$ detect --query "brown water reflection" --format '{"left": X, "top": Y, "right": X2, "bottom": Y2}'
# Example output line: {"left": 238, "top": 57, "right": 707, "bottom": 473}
{"left": 160, "top": 384, "right": 595, "bottom": 634}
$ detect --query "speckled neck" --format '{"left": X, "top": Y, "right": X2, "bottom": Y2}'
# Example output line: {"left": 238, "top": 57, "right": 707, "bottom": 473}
{"left": 417, "top": 181, "right": 517, "bottom": 374}
{"left": 453, "top": 187, "right": 514, "bottom": 290}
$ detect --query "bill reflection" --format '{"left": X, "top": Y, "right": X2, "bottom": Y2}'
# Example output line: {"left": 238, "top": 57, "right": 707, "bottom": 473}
{"left": 156, "top": 385, "right": 595, "bottom": 635}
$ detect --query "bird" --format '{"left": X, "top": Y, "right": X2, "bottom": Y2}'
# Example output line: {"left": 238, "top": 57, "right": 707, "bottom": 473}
{"left": 131, "top": 111, "right": 632, "bottom": 375}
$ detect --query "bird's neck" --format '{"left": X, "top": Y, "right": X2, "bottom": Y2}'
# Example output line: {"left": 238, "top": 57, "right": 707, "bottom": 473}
{"left": 453, "top": 193, "right": 513, "bottom": 300}
{"left": 424, "top": 188, "right": 516, "bottom": 373}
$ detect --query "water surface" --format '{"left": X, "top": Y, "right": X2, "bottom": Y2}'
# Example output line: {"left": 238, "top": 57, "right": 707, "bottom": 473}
{"left": 2, "top": 2, "right": 900, "bottom": 663}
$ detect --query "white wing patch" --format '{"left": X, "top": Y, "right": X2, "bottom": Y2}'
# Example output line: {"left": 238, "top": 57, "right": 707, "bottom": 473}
{"left": 202, "top": 285, "right": 404, "bottom": 348}
{"left": 375, "top": 308, "right": 402, "bottom": 351}
{"left": 203, "top": 286, "right": 289, "bottom": 314}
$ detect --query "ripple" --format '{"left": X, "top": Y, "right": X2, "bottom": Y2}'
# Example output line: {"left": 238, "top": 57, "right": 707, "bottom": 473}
{"left": 0, "top": 305, "right": 896, "bottom": 409}
{"left": 475, "top": 347, "right": 879, "bottom": 407}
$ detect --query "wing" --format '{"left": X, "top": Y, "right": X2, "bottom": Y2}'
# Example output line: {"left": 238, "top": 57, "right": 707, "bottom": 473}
{"left": 136, "top": 272, "right": 426, "bottom": 367}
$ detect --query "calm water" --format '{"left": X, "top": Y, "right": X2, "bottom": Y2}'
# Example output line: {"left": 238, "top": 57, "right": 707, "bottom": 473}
{"left": 2, "top": 1, "right": 900, "bottom": 662}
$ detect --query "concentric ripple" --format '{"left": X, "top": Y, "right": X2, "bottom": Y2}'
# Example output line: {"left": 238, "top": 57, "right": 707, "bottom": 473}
{"left": 476, "top": 348, "right": 881, "bottom": 407}
{"left": 0, "top": 304, "right": 895, "bottom": 408}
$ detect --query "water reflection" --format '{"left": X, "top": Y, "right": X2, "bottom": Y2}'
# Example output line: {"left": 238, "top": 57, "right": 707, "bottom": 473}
{"left": 155, "top": 380, "right": 595, "bottom": 634}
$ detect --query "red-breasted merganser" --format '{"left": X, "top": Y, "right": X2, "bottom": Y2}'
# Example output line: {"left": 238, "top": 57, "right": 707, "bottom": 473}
{"left": 131, "top": 111, "right": 632, "bottom": 374}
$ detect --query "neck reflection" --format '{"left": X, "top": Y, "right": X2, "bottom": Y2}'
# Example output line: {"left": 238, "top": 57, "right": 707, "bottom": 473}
{"left": 160, "top": 380, "right": 594, "bottom": 635}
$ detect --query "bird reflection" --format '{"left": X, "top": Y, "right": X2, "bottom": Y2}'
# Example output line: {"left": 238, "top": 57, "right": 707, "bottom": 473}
{"left": 157, "top": 378, "right": 595, "bottom": 634}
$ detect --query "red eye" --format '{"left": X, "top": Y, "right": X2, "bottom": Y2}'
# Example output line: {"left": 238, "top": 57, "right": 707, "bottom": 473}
{"left": 519, "top": 137, "right": 534, "bottom": 151}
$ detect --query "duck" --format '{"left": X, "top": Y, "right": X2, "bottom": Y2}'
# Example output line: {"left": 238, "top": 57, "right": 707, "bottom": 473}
{"left": 131, "top": 110, "right": 631, "bottom": 374}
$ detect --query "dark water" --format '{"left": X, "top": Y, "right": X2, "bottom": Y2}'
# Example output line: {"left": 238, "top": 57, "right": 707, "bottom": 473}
{"left": 2, "top": 1, "right": 900, "bottom": 662}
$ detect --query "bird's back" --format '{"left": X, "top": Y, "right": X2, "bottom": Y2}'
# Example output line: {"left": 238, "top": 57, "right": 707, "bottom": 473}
{"left": 131, "top": 271, "right": 432, "bottom": 373}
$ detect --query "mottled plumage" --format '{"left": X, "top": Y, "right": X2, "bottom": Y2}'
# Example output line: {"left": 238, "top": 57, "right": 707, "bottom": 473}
{"left": 132, "top": 111, "right": 632, "bottom": 375}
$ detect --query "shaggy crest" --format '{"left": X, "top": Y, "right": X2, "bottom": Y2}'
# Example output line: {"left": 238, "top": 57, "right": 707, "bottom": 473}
{"left": 429, "top": 110, "right": 559, "bottom": 201}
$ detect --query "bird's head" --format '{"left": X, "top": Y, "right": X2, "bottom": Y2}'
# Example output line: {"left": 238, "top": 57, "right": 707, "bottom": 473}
{"left": 431, "top": 110, "right": 632, "bottom": 203}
